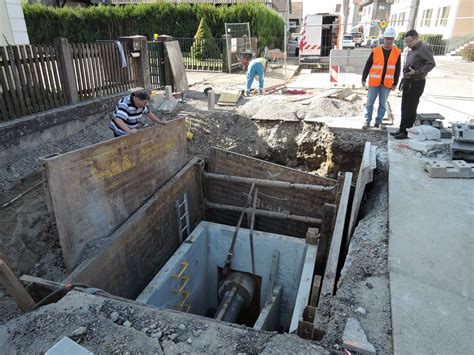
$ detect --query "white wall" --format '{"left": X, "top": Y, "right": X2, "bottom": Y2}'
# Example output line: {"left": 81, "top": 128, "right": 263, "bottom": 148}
{"left": 0, "top": 0, "right": 30, "bottom": 46}
{"left": 414, "top": 0, "right": 458, "bottom": 39}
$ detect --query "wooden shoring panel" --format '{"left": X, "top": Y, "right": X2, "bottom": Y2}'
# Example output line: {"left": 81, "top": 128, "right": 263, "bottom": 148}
{"left": 206, "top": 148, "right": 337, "bottom": 238}
{"left": 42, "top": 118, "right": 187, "bottom": 271}
{"left": 67, "top": 160, "right": 203, "bottom": 299}
{"left": 313, "top": 172, "right": 353, "bottom": 340}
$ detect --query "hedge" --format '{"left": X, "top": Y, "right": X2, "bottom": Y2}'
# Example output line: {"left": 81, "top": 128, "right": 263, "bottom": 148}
{"left": 396, "top": 32, "right": 446, "bottom": 55}
{"left": 22, "top": 2, "right": 284, "bottom": 50}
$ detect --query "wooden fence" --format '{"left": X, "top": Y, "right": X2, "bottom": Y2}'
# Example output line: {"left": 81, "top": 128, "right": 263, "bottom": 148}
{"left": 71, "top": 42, "right": 140, "bottom": 101}
{"left": 0, "top": 45, "right": 66, "bottom": 120}
{"left": 0, "top": 38, "right": 147, "bottom": 121}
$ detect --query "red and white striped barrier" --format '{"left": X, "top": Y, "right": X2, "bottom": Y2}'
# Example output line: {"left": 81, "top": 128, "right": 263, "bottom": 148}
{"left": 330, "top": 65, "right": 339, "bottom": 83}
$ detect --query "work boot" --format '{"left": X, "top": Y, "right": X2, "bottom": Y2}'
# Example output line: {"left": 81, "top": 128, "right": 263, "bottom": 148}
{"left": 374, "top": 123, "right": 380, "bottom": 128}
{"left": 244, "top": 91, "right": 250, "bottom": 97}
{"left": 390, "top": 130, "right": 402, "bottom": 136}
{"left": 362, "top": 122, "right": 370, "bottom": 129}
{"left": 393, "top": 132, "right": 408, "bottom": 140}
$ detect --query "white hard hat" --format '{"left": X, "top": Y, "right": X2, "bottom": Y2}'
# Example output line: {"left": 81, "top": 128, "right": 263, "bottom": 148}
{"left": 383, "top": 27, "right": 396, "bottom": 38}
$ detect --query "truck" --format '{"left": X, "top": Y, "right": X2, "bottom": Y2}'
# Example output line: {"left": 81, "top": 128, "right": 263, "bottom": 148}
{"left": 299, "top": 13, "right": 341, "bottom": 64}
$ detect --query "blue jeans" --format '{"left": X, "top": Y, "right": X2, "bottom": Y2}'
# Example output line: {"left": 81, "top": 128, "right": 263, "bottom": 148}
{"left": 365, "top": 85, "right": 391, "bottom": 124}
{"left": 246, "top": 62, "right": 264, "bottom": 95}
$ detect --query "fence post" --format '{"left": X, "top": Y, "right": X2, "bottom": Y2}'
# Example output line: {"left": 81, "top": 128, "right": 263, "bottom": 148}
{"left": 222, "top": 34, "right": 231, "bottom": 73}
{"left": 54, "top": 38, "right": 79, "bottom": 105}
{"left": 136, "top": 36, "right": 151, "bottom": 93}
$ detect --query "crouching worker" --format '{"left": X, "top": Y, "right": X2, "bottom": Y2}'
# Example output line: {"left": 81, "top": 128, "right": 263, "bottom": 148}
{"left": 245, "top": 57, "right": 268, "bottom": 97}
{"left": 110, "top": 91, "right": 166, "bottom": 137}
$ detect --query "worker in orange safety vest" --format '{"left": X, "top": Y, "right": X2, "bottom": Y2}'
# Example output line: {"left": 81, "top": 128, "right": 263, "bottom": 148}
{"left": 361, "top": 27, "right": 401, "bottom": 129}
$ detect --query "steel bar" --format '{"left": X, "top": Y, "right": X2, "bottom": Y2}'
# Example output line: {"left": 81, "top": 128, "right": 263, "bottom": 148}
{"left": 248, "top": 187, "right": 258, "bottom": 275}
{"left": 203, "top": 172, "right": 335, "bottom": 194}
{"left": 205, "top": 201, "right": 322, "bottom": 225}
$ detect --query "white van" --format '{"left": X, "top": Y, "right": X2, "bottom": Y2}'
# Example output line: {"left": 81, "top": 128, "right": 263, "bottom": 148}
{"left": 299, "top": 13, "right": 341, "bottom": 63}
{"left": 342, "top": 34, "right": 356, "bottom": 49}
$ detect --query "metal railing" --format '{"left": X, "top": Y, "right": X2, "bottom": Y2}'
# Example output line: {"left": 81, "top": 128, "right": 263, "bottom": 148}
{"left": 176, "top": 38, "right": 224, "bottom": 72}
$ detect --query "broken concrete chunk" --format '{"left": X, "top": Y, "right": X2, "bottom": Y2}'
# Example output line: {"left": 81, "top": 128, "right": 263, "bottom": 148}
{"left": 355, "top": 307, "right": 367, "bottom": 316}
{"left": 178, "top": 324, "right": 186, "bottom": 331}
{"left": 110, "top": 311, "right": 119, "bottom": 322}
{"left": 342, "top": 318, "right": 376, "bottom": 355}
{"left": 71, "top": 326, "right": 87, "bottom": 337}
{"left": 123, "top": 320, "right": 132, "bottom": 328}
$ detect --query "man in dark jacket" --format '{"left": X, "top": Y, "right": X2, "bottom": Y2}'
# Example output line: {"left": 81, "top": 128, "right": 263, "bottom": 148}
{"left": 392, "top": 30, "right": 436, "bottom": 139}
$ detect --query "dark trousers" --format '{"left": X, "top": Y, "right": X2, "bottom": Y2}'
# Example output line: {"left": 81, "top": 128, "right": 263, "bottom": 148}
{"left": 400, "top": 79, "right": 425, "bottom": 133}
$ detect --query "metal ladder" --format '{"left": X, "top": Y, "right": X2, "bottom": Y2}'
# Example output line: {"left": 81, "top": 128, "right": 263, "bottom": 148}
{"left": 175, "top": 192, "right": 191, "bottom": 243}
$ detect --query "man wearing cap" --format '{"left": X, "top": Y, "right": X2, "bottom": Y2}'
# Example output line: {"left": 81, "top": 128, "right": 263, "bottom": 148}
{"left": 110, "top": 91, "right": 166, "bottom": 137}
{"left": 361, "top": 27, "right": 401, "bottom": 129}
{"left": 245, "top": 57, "right": 268, "bottom": 97}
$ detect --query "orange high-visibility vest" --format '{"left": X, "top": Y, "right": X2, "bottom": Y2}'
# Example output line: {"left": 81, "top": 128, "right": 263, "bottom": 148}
{"left": 368, "top": 46, "right": 401, "bottom": 88}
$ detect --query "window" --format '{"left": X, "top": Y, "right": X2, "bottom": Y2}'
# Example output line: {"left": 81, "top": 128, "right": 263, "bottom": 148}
{"left": 441, "top": 6, "right": 450, "bottom": 26}
{"left": 435, "top": 8, "right": 441, "bottom": 26}
{"left": 399, "top": 12, "right": 405, "bottom": 27}
{"left": 422, "top": 9, "right": 433, "bottom": 27}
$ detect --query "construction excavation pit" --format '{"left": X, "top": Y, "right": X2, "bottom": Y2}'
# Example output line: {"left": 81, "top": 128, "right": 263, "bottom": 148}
{"left": 1, "top": 102, "right": 392, "bottom": 353}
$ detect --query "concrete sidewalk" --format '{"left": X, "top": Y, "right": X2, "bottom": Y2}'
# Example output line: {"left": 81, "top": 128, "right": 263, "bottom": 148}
{"left": 388, "top": 138, "right": 474, "bottom": 354}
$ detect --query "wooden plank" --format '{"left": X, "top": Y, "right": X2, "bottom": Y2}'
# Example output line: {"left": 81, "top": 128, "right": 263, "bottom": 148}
{"left": 0, "top": 258, "right": 35, "bottom": 311}
{"left": 11, "top": 45, "right": 33, "bottom": 114}
{"left": 91, "top": 43, "right": 100, "bottom": 97}
{"left": 36, "top": 45, "right": 55, "bottom": 109}
{"left": 3, "top": 46, "right": 26, "bottom": 117}
{"left": 309, "top": 275, "right": 322, "bottom": 306}
{"left": 0, "top": 54, "right": 16, "bottom": 119}
{"left": 30, "top": 45, "right": 49, "bottom": 109}
{"left": 78, "top": 43, "right": 89, "bottom": 99}
{"left": 313, "top": 172, "right": 352, "bottom": 340}
{"left": 0, "top": 89, "right": 8, "bottom": 120}
{"left": 6, "top": 46, "right": 28, "bottom": 117}
{"left": 164, "top": 41, "right": 189, "bottom": 92}
{"left": 94, "top": 43, "right": 102, "bottom": 95}
{"left": 109, "top": 42, "right": 120, "bottom": 94}
{"left": 25, "top": 45, "right": 45, "bottom": 111}
{"left": 98, "top": 43, "right": 109, "bottom": 95}
{"left": 346, "top": 142, "right": 374, "bottom": 253}
{"left": 104, "top": 42, "right": 115, "bottom": 95}
{"left": 67, "top": 159, "right": 202, "bottom": 299}
{"left": 0, "top": 47, "right": 23, "bottom": 117}
{"left": 315, "top": 203, "right": 337, "bottom": 276}
{"left": 289, "top": 243, "right": 317, "bottom": 333}
{"left": 51, "top": 45, "right": 66, "bottom": 105}
{"left": 19, "top": 45, "right": 40, "bottom": 113}
{"left": 112, "top": 42, "right": 124, "bottom": 93}
{"left": 42, "top": 118, "right": 187, "bottom": 271}
{"left": 43, "top": 46, "right": 61, "bottom": 107}
{"left": 74, "top": 44, "right": 86, "bottom": 101}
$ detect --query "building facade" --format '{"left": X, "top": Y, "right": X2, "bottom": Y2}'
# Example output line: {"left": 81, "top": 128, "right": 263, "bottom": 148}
{"left": 289, "top": 0, "right": 303, "bottom": 32}
{"left": 358, "top": 0, "right": 393, "bottom": 37}
{"left": 1, "top": 0, "right": 30, "bottom": 46}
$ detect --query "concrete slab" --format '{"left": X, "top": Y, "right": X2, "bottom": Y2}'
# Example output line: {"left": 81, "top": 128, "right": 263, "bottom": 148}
{"left": 342, "top": 317, "right": 376, "bottom": 355}
{"left": 287, "top": 73, "right": 362, "bottom": 89}
{"left": 388, "top": 138, "right": 474, "bottom": 354}
{"left": 390, "top": 272, "right": 474, "bottom": 354}
{"left": 46, "top": 337, "right": 92, "bottom": 355}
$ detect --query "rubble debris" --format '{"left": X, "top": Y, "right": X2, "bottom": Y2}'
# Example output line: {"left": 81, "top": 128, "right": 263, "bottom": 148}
{"left": 407, "top": 125, "right": 441, "bottom": 141}
{"left": 110, "top": 311, "right": 119, "bottom": 322}
{"left": 355, "top": 307, "right": 367, "bottom": 316}
{"left": 342, "top": 318, "right": 376, "bottom": 355}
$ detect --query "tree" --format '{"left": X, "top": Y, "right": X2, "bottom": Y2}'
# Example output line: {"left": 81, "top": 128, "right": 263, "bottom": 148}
{"left": 191, "top": 17, "right": 219, "bottom": 60}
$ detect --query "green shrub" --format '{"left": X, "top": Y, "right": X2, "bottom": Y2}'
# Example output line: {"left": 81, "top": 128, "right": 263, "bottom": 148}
{"left": 22, "top": 2, "right": 284, "bottom": 50}
{"left": 191, "top": 17, "right": 219, "bottom": 60}
{"left": 461, "top": 43, "right": 474, "bottom": 61}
